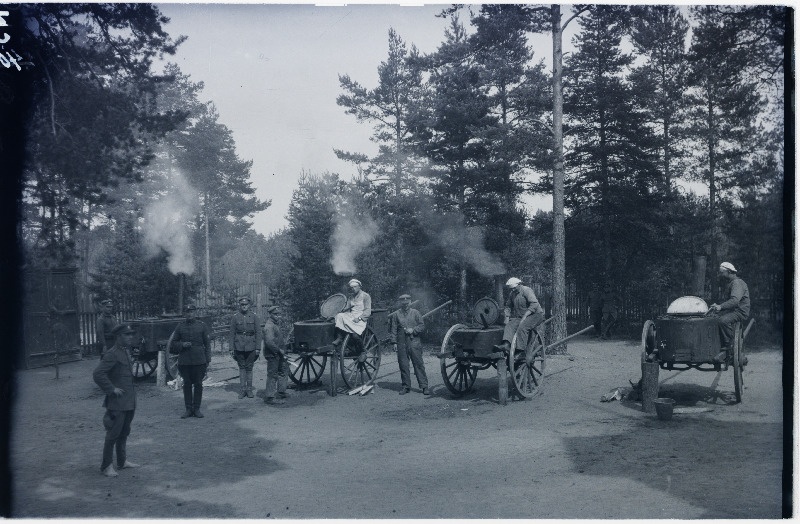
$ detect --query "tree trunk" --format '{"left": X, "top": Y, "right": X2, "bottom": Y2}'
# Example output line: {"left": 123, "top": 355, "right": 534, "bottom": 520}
{"left": 707, "top": 96, "right": 718, "bottom": 286}
{"left": 204, "top": 195, "right": 211, "bottom": 291}
{"left": 459, "top": 267, "right": 467, "bottom": 319}
{"left": 550, "top": 4, "right": 568, "bottom": 354}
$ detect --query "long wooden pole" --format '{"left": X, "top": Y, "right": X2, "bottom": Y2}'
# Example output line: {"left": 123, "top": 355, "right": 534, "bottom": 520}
{"left": 545, "top": 325, "right": 594, "bottom": 350}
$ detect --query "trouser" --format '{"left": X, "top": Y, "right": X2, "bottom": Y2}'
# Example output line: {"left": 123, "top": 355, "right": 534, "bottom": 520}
{"left": 397, "top": 337, "right": 428, "bottom": 389}
{"left": 101, "top": 409, "right": 135, "bottom": 470}
{"left": 590, "top": 309, "right": 602, "bottom": 336}
{"left": 718, "top": 311, "right": 746, "bottom": 348}
{"left": 179, "top": 364, "right": 207, "bottom": 411}
{"left": 265, "top": 354, "right": 288, "bottom": 399}
{"left": 234, "top": 351, "right": 258, "bottom": 392}
{"left": 601, "top": 312, "right": 617, "bottom": 337}
{"left": 503, "top": 312, "right": 545, "bottom": 349}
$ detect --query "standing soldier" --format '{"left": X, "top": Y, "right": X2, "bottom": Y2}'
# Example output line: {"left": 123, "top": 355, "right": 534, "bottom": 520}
{"left": 95, "top": 299, "right": 118, "bottom": 355}
{"left": 496, "top": 277, "right": 545, "bottom": 352}
{"left": 229, "top": 296, "right": 262, "bottom": 399}
{"left": 171, "top": 305, "right": 211, "bottom": 418}
{"left": 262, "top": 305, "right": 288, "bottom": 405}
{"left": 389, "top": 294, "right": 429, "bottom": 395}
{"left": 92, "top": 324, "right": 140, "bottom": 477}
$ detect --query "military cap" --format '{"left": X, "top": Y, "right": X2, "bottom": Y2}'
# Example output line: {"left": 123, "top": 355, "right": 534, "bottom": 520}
{"left": 185, "top": 304, "right": 197, "bottom": 312}
{"left": 266, "top": 305, "right": 280, "bottom": 314}
{"left": 100, "top": 299, "right": 113, "bottom": 306}
{"left": 238, "top": 296, "right": 251, "bottom": 305}
{"left": 111, "top": 324, "right": 136, "bottom": 336}
{"left": 720, "top": 261, "right": 737, "bottom": 273}
{"left": 398, "top": 294, "right": 412, "bottom": 300}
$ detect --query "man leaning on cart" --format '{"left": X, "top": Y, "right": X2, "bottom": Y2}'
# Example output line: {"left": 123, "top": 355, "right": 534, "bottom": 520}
{"left": 495, "top": 277, "right": 545, "bottom": 352}
{"left": 709, "top": 262, "right": 750, "bottom": 363}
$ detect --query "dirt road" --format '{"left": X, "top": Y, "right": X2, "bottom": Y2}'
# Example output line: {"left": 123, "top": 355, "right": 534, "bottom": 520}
{"left": 11, "top": 337, "right": 785, "bottom": 518}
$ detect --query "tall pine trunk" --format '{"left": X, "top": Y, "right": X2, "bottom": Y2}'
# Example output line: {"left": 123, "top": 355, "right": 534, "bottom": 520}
{"left": 550, "top": 4, "right": 567, "bottom": 353}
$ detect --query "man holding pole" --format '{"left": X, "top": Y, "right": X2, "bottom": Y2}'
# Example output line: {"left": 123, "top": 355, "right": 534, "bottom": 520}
{"left": 389, "top": 294, "right": 429, "bottom": 395}
{"left": 262, "top": 305, "right": 288, "bottom": 405}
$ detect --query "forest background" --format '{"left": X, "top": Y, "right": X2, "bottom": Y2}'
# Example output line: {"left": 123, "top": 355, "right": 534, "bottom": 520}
{"left": 5, "top": 4, "right": 789, "bottom": 345}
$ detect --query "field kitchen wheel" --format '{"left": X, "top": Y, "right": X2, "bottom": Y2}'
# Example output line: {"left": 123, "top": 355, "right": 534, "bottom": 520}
{"left": 284, "top": 327, "right": 327, "bottom": 385}
{"left": 641, "top": 320, "right": 656, "bottom": 363}
{"left": 164, "top": 331, "right": 181, "bottom": 381}
{"left": 130, "top": 345, "right": 157, "bottom": 380}
{"left": 439, "top": 324, "right": 477, "bottom": 396}
{"left": 339, "top": 326, "right": 381, "bottom": 390}
{"left": 509, "top": 328, "right": 545, "bottom": 399}
{"left": 733, "top": 325, "right": 743, "bottom": 403}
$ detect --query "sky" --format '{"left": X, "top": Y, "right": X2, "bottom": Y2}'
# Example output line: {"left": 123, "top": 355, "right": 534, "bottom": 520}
{"left": 156, "top": 3, "right": 559, "bottom": 237}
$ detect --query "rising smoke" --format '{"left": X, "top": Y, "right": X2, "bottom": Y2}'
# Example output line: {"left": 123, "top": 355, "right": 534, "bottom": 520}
{"left": 143, "top": 169, "right": 199, "bottom": 275}
{"left": 422, "top": 209, "right": 506, "bottom": 277}
{"left": 330, "top": 213, "right": 379, "bottom": 275}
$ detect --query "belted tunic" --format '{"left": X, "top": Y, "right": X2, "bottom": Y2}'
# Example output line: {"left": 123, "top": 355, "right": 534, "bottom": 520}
{"left": 230, "top": 310, "right": 262, "bottom": 353}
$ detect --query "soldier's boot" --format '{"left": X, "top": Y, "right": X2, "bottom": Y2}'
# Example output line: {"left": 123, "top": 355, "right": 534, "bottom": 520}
{"left": 193, "top": 388, "right": 204, "bottom": 418}
{"left": 238, "top": 372, "right": 247, "bottom": 399}
{"left": 246, "top": 369, "right": 255, "bottom": 397}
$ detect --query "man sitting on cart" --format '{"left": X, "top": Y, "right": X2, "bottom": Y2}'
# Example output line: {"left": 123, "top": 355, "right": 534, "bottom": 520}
{"left": 709, "top": 262, "right": 750, "bottom": 362}
{"left": 331, "top": 279, "right": 372, "bottom": 349}
{"left": 495, "top": 277, "right": 545, "bottom": 353}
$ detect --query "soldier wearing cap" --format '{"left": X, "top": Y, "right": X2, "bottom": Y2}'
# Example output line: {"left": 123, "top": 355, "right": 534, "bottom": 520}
{"left": 95, "top": 299, "right": 118, "bottom": 355}
{"left": 331, "top": 279, "right": 372, "bottom": 348}
{"left": 710, "top": 262, "right": 750, "bottom": 361}
{"left": 92, "top": 323, "right": 140, "bottom": 477}
{"left": 389, "top": 294, "right": 429, "bottom": 395}
{"left": 262, "top": 305, "right": 288, "bottom": 405}
{"left": 496, "top": 277, "right": 545, "bottom": 352}
{"left": 171, "top": 305, "right": 211, "bottom": 418}
{"left": 229, "top": 296, "right": 262, "bottom": 399}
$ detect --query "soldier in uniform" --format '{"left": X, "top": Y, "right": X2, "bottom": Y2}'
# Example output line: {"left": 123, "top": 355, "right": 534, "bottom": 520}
{"left": 262, "top": 305, "right": 288, "bottom": 405}
{"left": 95, "top": 299, "right": 118, "bottom": 355}
{"left": 229, "top": 296, "right": 262, "bottom": 399}
{"left": 171, "top": 304, "right": 211, "bottom": 418}
{"left": 389, "top": 294, "right": 429, "bottom": 395}
{"left": 496, "top": 277, "right": 545, "bottom": 352}
{"left": 92, "top": 323, "right": 140, "bottom": 477}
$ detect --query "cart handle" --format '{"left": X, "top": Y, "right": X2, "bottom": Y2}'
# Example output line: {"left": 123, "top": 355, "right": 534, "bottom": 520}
{"left": 742, "top": 318, "right": 756, "bottom": 340}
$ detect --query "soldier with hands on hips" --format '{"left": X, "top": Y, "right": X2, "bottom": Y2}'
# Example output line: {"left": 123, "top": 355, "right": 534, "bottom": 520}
{"left": 262, "top": 305, "right": 288, "bottom": 405}
{"left": 230, "top": 296, "right": 262, "bottom": 399}
{"left": 171, "top": 304, "right": 211, "bottom": 418}
{"left": 389, "top": 294, "right": 430, "bottom": 395}
{"left": 92, "top": 323, "right": 140, "bottom": 477}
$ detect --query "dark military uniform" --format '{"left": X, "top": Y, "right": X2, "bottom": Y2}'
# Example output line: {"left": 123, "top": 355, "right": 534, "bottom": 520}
{"left": 230, "top": 308, "right": 262, "bottom": 397}
{"left": 93, "top": 331, "right": 136, "bottom": 472}
{"left": 717, "top": 276, "right": 750, "bottom": 348}
{"left": 171, "top": 316, "right": 211, "bottom": 416}
{"left": 389, "top": 306, "right": 428, "bottom": 393}
{"left": 503, "top": 285, "right": 545, "bottom": 348}
{"left": 262, "top": 313, "right": 287, "bottom": 402}
{"left": 96, "top": 312, "right": 118, "bottom": 354}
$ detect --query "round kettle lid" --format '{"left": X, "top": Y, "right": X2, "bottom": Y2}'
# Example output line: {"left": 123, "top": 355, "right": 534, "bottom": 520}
{"left": 473, "top": 297, "right": 500, "bottom": 325}
{"left": 666, "top": 296, "right": 709, "bottom": 315}
{"left": 320, "top": 293, "right": 348, "bottom": 319}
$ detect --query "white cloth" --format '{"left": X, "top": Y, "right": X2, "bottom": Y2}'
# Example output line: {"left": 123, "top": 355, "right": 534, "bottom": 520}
{"left": 334, "top": 291, "right": 371, "bottom": 335}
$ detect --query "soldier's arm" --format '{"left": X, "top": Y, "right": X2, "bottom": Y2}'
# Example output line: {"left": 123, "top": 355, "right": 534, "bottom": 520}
{"left": 719, "top": 280, "right": 746, "bottom": 311}
{"left": 203, "top": 324, "right": 211, "bottom": 362}
{"left": 413, "top": 310, "right": 425, "bottom": 335}
{"left": 229, "top": 315, "right": 237, "bottom": 351}
{"left": 523, "top": 287, "right": 541, "bottom": 314}
{"left": 93, "top": 351, "right": 118, "bottom": 395}
{"left": 361, "top": 293, "right": 372, "bottom": 319}
{"left": 263, "top": 324, "right": 281, "bottom": 354}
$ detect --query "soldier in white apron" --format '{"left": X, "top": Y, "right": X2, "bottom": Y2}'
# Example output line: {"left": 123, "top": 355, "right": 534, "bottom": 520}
{"left": 332, "top": 279, "right": 372, "bottom": 347}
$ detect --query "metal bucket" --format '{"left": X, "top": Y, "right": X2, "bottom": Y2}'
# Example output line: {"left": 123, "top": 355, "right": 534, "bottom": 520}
{"left": 654, "top": 398, "right": 676, "bottom": 420}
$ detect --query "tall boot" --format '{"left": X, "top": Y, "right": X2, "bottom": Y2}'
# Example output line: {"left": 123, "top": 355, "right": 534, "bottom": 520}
{"left": 193, "top": 386, "right": 204, "bottom": 418}
{"left": 246, "top": 369, "right": 255, "bottom": 398}
{"left": 238, "top": 371, "right": 246, "bottom": 399}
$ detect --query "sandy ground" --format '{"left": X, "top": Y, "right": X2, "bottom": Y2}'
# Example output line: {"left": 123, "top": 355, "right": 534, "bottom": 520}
{"left": 10, "top": 337, "right": 785, "bottom": 518}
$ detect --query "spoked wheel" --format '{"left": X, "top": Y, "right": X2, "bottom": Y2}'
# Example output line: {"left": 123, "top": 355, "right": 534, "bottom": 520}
{"left": 340, "top": 326, "right": 381, "bottom": 389}
{"left": 165, "top": 331, "right": 179, "bottom": 381}
{"left": 733, "top": 325, "right": 743, "bottom": 403}
{"left": 439, "top": 324, "right": 477, "bottom": 396}
{"left": 285, "top": 327, "right": 327, "bottom": 385}
{"left": 130, "top": 345, "right": 157, "bottom": 380}
{"left": 509, "top": 329, "right": 545, "bottom": 399}
{"left": 641, "top": 320, "right": 656, "bottom": 363}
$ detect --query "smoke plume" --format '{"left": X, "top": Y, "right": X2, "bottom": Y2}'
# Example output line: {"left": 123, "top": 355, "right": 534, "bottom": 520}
{"left": 330, "top": 213, "right": 379, "bottom": 275}
{"left": 423, "top": 210, "right": 506, "bottom": 277}
{"left": 143, "top": 170, "right": 199, "bottom": 275}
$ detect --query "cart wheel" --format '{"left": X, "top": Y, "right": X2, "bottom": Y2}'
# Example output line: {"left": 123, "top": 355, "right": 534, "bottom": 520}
{"left": 130, "top": 346, "right": 157, "bottom": 380}
{"left": 733, "top": 325, "right": 743, "bottom": 403}
{"left": 509, "top": 329, "right": 545, "bottom": 399}
{"left": 287, "top": 353, "right": 328, "bottom": 385}
{"left": 641, "top": 320, "right": 656, "bottom": 363}
{"left": 340, "top": 326, "right": 381, "bottom": 389}
{"left": 165, "top": 331, "right": 179, "bottom": 381}
{"left": 439, "top": 324, "right": 477, "bottom": 396}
